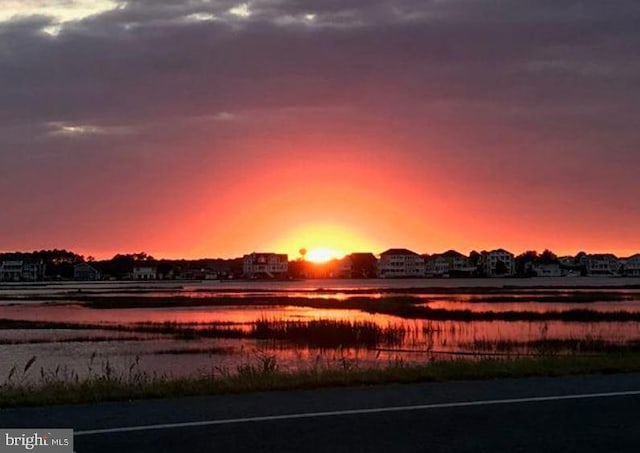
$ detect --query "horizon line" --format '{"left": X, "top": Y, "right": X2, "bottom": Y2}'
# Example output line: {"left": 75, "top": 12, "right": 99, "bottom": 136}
{"left": 2, "top": 247, "right": 639, "bottom": 262}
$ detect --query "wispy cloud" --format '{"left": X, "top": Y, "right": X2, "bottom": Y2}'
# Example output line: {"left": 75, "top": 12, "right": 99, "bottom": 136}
{"left": 47, "top": 122, "right": 132, "bottom": 137}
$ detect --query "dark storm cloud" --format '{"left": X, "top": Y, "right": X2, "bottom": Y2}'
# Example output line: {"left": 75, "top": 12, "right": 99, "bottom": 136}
{"left": 2, "top": 0, "right": 639, "bottom": 130}
{"left": 1, "top": 0, "right": 640, "bottom": 217}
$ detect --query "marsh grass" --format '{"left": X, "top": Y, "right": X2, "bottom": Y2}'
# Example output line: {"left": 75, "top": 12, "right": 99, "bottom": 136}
{"left": 0, "top": 318, "right": 424, "bottom": 348}
{"left": 250, "top": 318, "right": 409, "bottom": 348}
{"left": 129, "top": 318, "right": 418, "bottom": 348}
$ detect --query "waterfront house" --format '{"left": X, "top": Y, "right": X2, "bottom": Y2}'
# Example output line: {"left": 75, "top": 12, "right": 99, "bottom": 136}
{"left": 377, "top": 249, "right": 425, "bottom": 278}
{"left": 425, "top": 250, "right": 475, "bottom": 277}
{"left": 73, "top": 262, "right": 102, "bottom": 281}
{"left": 243, "top": 253, "right": 288, "bottom": 279}
{"left": 622, "top": 254, "right": 640, "bottom": 277}
{"left": 132, "top": 264, "right": 158, "bottom": 280}
{"left": 0, "top": 260, "right": 23, "bottom": 282}
{"left": 480, "top": 249, "right": 515, "bottom": 277}
{"left": 0, "top": 260, "right": 46, "bottom": 282}
{"left": 425, "top": 254, "right": 448, "bottom": 277}
{"left": 580, "top": 254, "right": 621, "bottom": 276}
{"left": 530, "top": 262, "right": 565, "bottom": 277}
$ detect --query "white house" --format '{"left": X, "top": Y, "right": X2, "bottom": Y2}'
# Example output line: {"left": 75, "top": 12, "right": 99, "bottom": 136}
{"left": 425, "top": 250, "right": 474, "bottom": 277}
{"left": 425, "top": 254, "right": 449, "bottom": 277}
{"left": 243, "top": 253, "right": 288, "bottom": 279}
{"left": 132, "top": 264, "right": 158, "bottom": 280}
{"left": 581, "top": 254, "right": 621, "bottom": 276}
{"left": 0, "top": 260, "right": 45, "bottom": 282}
{"left": 377, "top": 249, "right": 425, "bottom": 278}
{"left": 481, "top": 249, "right": 515, "bottom": 277}
{"left": 0, "top": 261, "right": 24, "bottom": 282}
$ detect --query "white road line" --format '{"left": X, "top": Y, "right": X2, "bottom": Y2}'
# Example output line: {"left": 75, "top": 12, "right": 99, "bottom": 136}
{"left": 75, "top": 390, "right": 640, "bottom": 436}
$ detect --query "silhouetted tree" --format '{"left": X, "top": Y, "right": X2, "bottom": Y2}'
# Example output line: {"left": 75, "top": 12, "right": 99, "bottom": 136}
{"left": 26, "top": 249, "right": 84, "bottom": 279}
{"left": 349, "top": 253, "right": 378, "bottom": 278}
{"left": 539, "top": 249, "right": 558, "bottom": 264}
{"left": 515, "top": 250, "right": 539, "bottom": 276}
{"left": 495, "top": 259, "right": 509, "bottom": 276}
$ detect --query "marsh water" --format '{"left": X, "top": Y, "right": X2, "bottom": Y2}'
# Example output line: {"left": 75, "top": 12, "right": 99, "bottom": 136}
{"left": 2, "top": 278, "right": 640, "bottom": 381}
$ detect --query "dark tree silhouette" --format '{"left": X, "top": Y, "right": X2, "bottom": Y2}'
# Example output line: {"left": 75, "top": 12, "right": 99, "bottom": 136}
{"left": 495, "top": 259, "right": 509, "bottom": 276}
{"left": 540, "top": 249, "right": 558, "bottom": 263}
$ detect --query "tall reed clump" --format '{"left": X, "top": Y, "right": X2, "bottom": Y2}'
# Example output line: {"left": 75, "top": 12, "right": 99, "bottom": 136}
{"left": 0, "top": 353, "right": 161, "bottom": 406}
{"left": 251, "top": 318, "right": 407, "bottom": 348}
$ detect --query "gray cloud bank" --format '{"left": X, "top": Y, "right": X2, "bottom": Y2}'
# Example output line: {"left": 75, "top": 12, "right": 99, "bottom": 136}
{"left": 1, "top": 0, "right": 639, "bottom": 251}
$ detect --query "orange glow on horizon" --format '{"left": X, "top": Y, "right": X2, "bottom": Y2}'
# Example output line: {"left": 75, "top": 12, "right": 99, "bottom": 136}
{"left": 26, "top": 137, "right": 639, "bottom": 261}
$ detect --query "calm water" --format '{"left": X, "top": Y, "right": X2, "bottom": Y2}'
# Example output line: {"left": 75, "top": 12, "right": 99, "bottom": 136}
{"left": 2, "top": 276, "right": 640, "bottom": 296}
{"left": 1, "top": 278, "right": 640, "bottom": 380}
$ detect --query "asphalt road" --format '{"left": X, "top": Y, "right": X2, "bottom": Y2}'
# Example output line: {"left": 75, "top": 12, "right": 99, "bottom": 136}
{"left": 2, "top": 374, "right": 640, "bottom": 452}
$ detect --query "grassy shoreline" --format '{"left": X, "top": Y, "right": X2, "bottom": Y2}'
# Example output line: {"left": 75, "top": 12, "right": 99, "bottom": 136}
{"left": 3, "top": 354, "right": 640, "bottom": 408}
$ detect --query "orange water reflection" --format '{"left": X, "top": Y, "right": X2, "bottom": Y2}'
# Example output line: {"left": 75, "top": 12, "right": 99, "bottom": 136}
{"left": 4, "top": 281, "right": 640, "bottom": 379}
{"left": 3, "top": 303, "right": 640, "bottom": 349}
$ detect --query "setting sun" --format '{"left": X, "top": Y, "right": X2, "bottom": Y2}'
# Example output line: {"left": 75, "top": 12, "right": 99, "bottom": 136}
{"left": 305, "top": 248, "right": 344, "bottom": 263}
{"left": 265, "top": 223, "right": 383, "bottom": 262}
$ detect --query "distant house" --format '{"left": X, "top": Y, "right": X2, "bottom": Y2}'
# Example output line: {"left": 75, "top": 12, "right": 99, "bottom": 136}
{"left": 481, "top": 249, "right": 515, "bottom": 277}
{"left": 425, "top": 254, "right": 448, "bottom": 277}
{"left": 73, "top": 262, "right": 102, "bottom": 281}
{"left": 336, "top": 257, "right": 352, "bottom": 278}
{"left": 377, "top": 249, "right": 425, "bottom": 278}
{"left": 425, "top": 250, "right": 475, "bottom": 277}
{"left": 22, "top": 261, "right": 45, "bottom": 281}
{"left": 132, "top": 264, "right": 158, "bottom": 280}
{"left": 558, "top": 256, "right": 577, "bottom": 267}
{"left": 530, "top": 262, "right": 564, "bottom": 277}
{"left": 180, "top": 268, "right": 218, "bottom": 280}
{"left": 580, "top": 254, "right": 621, "bottom": 276}
{"left": 243, "top": 253, "right": 288, "bottom": 279}
{"left": 0, "top": 261, "right": 23, "bottom": 282}
{"left": 622, "top": 254, "right": 640, "bottom": 277}
{"left": 0, "top": 260, "right": 46, "bottom": 282}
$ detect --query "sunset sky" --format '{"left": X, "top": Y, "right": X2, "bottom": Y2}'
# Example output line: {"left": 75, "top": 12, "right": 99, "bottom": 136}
{"left": 1, "top": 1, "right": 639, "bottom": 260}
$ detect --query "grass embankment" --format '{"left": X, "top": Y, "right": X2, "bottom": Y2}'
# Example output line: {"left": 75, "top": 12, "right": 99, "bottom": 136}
{"left": 462, "top": 338, "right": 640, "bottom": 355}
{"left": 3, "top": 354, "right": 640, "bottom": 407}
